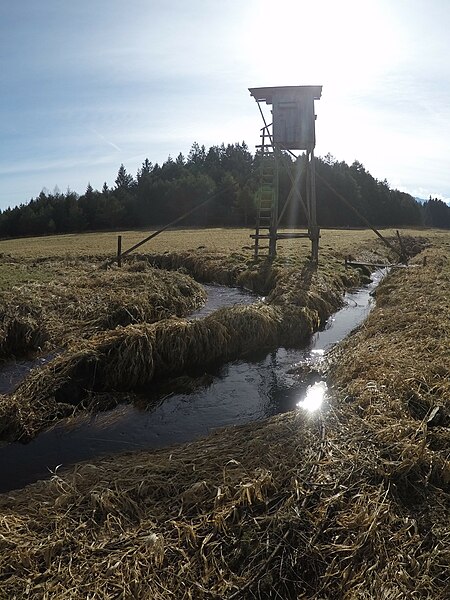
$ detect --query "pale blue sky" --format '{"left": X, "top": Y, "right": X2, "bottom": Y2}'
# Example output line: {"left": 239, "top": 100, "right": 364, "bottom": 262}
{"left": 1, "top": 0, "right": 449, "bottom": 210}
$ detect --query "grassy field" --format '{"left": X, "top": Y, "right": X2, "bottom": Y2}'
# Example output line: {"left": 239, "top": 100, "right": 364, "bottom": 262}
{"left": 0, "top": 226, "right": 446, "bottom": 294}
{"left": 1, "top": 226, "right": 448, "bottom": 259}
{"left": 0, "top": 227, "right": 449, "bottom": 598}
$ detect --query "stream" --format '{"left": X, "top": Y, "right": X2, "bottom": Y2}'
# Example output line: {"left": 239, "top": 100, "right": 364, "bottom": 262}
{"left": 0, "top": 274, "right": 385, "bottom": 493}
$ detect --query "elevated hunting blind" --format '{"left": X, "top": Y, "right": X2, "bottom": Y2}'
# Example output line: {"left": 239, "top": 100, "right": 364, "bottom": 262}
{"left": 249, "top": 85, "right": 322, "bottom": 260}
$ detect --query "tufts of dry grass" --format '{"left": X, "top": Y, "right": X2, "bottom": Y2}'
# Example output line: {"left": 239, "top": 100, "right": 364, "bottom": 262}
{"left": 0, "top": 231, "right": 434, "bottom": 442}
{"left": 0, "top": 315, "right": 48, "bottom": 360}
{"left": 0, "top": 232, "right": 364, "bottom": 442}
{"left": 330, "top": 246, "right": 450, "bottom": 485}
{"left": 0, "top": 261, "right": 206, "bottom": 358}
{"left": 0, "top": 241, "right": 366, "bottom": 442}
{"left": 3, "top": 230, "right": 425, "bottom": 442}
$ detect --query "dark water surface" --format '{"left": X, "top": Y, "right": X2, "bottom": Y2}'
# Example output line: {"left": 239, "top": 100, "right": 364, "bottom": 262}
{"left": 0, "top": 356, "right": 51, "bottom": 396}
{"left": 0, "top": 274, "right": 384, "bottom": 493}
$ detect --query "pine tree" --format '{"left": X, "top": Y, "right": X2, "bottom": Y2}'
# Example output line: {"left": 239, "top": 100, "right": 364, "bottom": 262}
{"left": 115, "top": 164, "right": 135, "bottom": 189}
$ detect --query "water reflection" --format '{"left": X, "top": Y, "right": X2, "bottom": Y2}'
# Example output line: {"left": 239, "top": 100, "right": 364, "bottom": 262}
{"left": 189, "top": 284, "right": 257, "bottom": 319}
{"left": 297, "top": 381, "right": 328, "bottom": 412}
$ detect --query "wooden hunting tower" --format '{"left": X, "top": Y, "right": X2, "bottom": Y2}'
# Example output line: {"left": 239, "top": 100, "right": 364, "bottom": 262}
{"left": 249, "top": 85, "right": 322, "bottom": 260}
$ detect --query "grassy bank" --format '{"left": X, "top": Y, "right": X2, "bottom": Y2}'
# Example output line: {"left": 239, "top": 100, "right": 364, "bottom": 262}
{"left": 0, "top": 240, "right": 448, "bottom": 598}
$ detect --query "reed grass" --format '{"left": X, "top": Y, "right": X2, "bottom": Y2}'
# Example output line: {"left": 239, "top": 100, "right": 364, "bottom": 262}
{"left": 0, "top": 315, "right": 48, "bottom": 360}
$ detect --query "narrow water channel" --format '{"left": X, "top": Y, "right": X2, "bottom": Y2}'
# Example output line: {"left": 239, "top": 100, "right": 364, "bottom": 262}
{"left": 0, "top": 285, "right": 256, "bottom": 397}
{"left": 0, "top": 274, "right": 385, "bottom": 493}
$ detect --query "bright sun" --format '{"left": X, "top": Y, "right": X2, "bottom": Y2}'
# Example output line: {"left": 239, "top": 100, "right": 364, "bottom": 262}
{"left": 246, "top": 0, "right": 404, "bottom": 94}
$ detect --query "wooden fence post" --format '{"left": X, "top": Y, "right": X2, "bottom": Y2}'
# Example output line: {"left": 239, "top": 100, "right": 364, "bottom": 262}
{"left": 117, "top": 235, "right": 122, "bottom": 267}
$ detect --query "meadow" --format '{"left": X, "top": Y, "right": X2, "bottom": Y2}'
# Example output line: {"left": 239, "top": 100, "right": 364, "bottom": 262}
{"left": 2, "top": 225, "right": 447, "bottom": 259}
{"left": 0, "top": 226, "right": 449, "bottom": 598}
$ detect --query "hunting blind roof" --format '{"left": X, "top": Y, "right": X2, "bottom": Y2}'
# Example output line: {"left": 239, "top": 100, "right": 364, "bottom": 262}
{"left": 248, "top": 85, "right": 322, "bottom": 104}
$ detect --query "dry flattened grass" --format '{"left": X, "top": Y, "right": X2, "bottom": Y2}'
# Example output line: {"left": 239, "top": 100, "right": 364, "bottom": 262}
{"left": 330, "top": 247, "right": 450, "bottom": 482}
{"left": 143, "top": 249, "right": 253, "bottom": 287}
{"left": 141, "top": 245, "right": 362, "bottom": 324}
{"left": 0, "top": 261, "right": 206, "bottom": 356}
{"left": 266, "top": 262, "right": 348, "bottom": 325}
{"left": 323, "top": 246, "right": 450, "bottom": 595}
{"left": 1, "top": 406, "right": 448, "bottom": 598}
{"left": 139, "top": 247, "right": 356, "bottom": 299}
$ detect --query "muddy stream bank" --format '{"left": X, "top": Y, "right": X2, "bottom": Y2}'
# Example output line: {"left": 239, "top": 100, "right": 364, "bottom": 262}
{"left": 0, "top": 274, "right": 385, "bottom": 493}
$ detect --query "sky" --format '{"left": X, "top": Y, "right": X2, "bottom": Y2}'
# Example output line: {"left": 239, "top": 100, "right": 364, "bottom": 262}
{"left": 1, "top": 0, "right": 449, "bottom": 211}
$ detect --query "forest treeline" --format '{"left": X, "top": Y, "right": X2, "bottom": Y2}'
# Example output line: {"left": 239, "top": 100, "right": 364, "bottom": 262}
{"left": 1, "top": 142, "right": 449, "bottom": 238}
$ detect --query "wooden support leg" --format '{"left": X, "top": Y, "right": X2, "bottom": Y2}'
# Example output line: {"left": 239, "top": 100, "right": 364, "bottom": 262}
{"left": 269, "top": 232, "right": 277, "bottom": 259}
{"left": 310, "top": 226, "right": 320, "bottom": 263}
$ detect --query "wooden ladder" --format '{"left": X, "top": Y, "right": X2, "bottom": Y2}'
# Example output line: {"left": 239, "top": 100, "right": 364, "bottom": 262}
{"left": 251, "top": 140, "right": 278, "bottom": 259}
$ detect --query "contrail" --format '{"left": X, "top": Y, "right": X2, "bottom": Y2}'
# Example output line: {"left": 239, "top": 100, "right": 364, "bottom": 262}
{"left": 91, "top": 128, "right": 122, "bottom": 152}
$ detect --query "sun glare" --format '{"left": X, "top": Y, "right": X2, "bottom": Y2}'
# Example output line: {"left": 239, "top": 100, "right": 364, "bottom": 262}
{"left": 245, "top": 0, "right": 404, "bottom": 93}
{"left": 297, "top": 381, "right": 328, "bottom": 413}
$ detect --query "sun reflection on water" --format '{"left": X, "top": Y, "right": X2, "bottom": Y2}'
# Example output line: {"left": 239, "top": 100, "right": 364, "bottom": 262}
{"left": 310, "top": 349, "right": 325, "bottom": 357}
{"left": 297, "top": 381, "right": 328, "bottom": 412}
